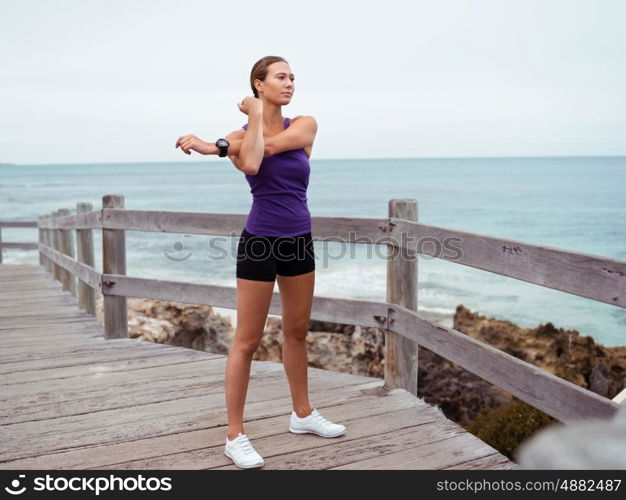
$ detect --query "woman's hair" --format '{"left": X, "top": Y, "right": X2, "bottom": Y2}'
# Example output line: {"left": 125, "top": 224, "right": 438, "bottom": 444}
{"left": 250, "top": 55, "right": 288, "bottom": 98}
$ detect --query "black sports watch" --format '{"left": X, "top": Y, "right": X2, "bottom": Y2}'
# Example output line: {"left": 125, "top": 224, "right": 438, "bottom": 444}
{"left": 215, "top": 138, "right": 230, "bottom": 157}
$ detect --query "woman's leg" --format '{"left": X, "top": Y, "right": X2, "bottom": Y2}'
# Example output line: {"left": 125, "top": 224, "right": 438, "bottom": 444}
{"left": 276, "top": 270, "right": 315, "bottom": 418}
{"left": 225, "top": 277, "right": 275, "bottom": 440}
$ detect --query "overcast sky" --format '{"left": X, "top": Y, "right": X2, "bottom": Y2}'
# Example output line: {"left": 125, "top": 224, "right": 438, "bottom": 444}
{"left": 1, "top": 0, "right": 625, "bottom": 164}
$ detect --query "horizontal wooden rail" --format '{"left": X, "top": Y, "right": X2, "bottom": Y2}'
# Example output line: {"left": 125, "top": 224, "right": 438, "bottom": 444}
{"left": 37, "top": 210, "right": 101, "bottom": 230}
{"left": 102, "top": 209, "right": 391, "bottom": 242}
{"left": 38, "top": 243, "right": 101, "bottom": 291}
{"left": 37, "top": 209, "right": 626, "bottom": 308}
{"left": 101, "top": 273, "right": 390, "bottom": 330}
{"left": 0, "top": 221, "right": 37, "bottom": 228}
{"left": 391, "top": 219, "right": 626, "bottom": 309}
{"left": 0, "top": 242, "right": 37, "bottom": 250}
{"left": 613, "top": 388, "right": 626, "bottom": 404}
{"left": 389, "top": 304, "right": 620, "bottom": 424}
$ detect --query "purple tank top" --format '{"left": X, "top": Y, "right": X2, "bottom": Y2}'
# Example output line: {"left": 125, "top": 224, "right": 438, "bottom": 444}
{"left": 241, "top": 117, "right": 312, "bottom": 237}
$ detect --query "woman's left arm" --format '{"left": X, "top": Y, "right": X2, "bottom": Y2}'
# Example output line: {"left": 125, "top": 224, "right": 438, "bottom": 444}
{"left": 265, "top": 116, "right": 317, "bottom": 156}
{"left": 221, "top": 115, "right": 317, "bottom": 158}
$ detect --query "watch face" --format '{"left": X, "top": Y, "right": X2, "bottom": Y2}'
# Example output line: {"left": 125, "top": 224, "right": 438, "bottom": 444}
{"left": 217, "top": 139, "right": 228, "bottom": 147}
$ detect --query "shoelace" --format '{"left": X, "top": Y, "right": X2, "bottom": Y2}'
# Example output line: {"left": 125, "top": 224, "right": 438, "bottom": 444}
{"left": 235, "top": 435, "right": 255, "bottom": 455}
{"left": 311, "top": 411, "right": 333, "bottom": 432}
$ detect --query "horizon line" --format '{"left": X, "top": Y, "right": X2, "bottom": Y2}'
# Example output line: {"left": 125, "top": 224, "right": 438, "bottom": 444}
{"left": 2, "top": 153, "right": 626, "bottom": 167}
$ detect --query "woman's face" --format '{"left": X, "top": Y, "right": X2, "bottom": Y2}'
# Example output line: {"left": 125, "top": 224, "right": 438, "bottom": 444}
{"left": 256, "top": 61, "right": 295, "bottom": 105}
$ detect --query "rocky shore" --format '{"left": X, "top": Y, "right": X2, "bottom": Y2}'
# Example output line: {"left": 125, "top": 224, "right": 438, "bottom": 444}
{"left": 95, "top": 294, "right": 625, "bottom": 430}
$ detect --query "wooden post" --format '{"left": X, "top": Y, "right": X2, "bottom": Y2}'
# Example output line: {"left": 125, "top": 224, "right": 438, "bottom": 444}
{"left": 384, "top": 199, "right": 419, "bottom": 396}
{"left": 57, "top": 208, "right": 76, "bottom": 297}
{"left": 0, "top": 224, "right": 3, "bottom": 264}
{"left": 52, "top": 210, "right": 62, "bottom": 282}
{"left": 102, "top": 194, "right": 128, "bottom": 338}
{"left": 76, "top": 202, "right": 96, "bottom": 315}
{"left": 42, "top": 215, "right": 52, "bottom": 273}
{"left": 38, "top": 216, "right": 44, "bottom": 267}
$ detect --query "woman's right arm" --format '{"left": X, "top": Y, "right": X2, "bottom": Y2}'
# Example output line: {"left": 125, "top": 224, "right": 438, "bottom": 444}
{"left": 236, "top": 99, "right": 264, "bottom": 174}
{"left": 223, "top": 131, "right": 269, "bottom": 175}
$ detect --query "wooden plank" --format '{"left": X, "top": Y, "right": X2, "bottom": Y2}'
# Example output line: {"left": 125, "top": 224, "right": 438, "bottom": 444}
{"left": 0, "top": 299, "right": 80, "bottom": 309}
{"left": 0, "top": 344, "right": 192, "bottom": 375}
{"left": 38, "top": 244, "right": 101, "bottom": 292}
{"left": 1, "top": 357, "right": 268, "bottom": 424}
{"left": 126, "top": 396, "right": 445, "bottom": 470}
{"left": 0, "top": 309, "right": 97, "bottom": 321}
{"left": 442, "top": 453, "right": 520, "bottom": 470}
{"left": 390, "top": 304, "right": 620, "bottom": 423}
{"left": 0, "top": 337, "right": 187, "bottom": 363}
{"left": 612, "top": 387, "right": 626, "bottom": 404}
{"left": 330, "top": 430, "right": 501, "bottom": 469}
{"left": 0, "top": 270, "right": 48, "bottom": 277}
{"left": 0, "top": 242, "right": 38, "bottom": 250}
{"left": 0, "top": 334, "right": 104, "bottom": 348}
{"left": 0, "top": 221, "right": 37, "bottom": 228}
{"left": 0, "top": 370, "right": 385, "bottom": 462}
{"left": 0, "top": 275, "right": 49, "bottom": 283}
{"left": 0, "top": 323, "right": 103, "bottom": 334}
{"left": 102, "top": 209, "right": 389, "bottom": 244}
{"left": 0, "top": 322, "right": 98, "bottom": 333}
{"left": 0, "top": 349, "right": 220, "bottom": 385}
{"left": 0, "top": 313, "right": 97, "bottom": 328}
{"left": 1, "top": 382, "right": 404, "bottom": 468}
{"left": 0, "top": 319, "right": 102, "bottom": 332}
{"left": 213, "top": 406, "right": 460, "bottom": 470}
{"left": 102, "top": 274, "right": 389, "bottom": 330}
{"left": 0, "top": 308, "right": 95, "bottom": 320}
{"left": 37, "top": 210, "right": 101, "bottom": 230}
{"left": 1, "top": 353, "right": 223, "bottom": 398}
{"left": 391, "top": 218, "right": 626, "bottom": 308}
{"left": 0, "top": 291, "right": 80, "bottom": 301}
{"left": 0, "top": 279, "right": 63, "bottom": 289}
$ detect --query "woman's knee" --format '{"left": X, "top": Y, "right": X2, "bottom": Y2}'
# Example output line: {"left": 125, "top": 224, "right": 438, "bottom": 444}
{"left": 282, "top": 319, "right": 309, "bottom": 342}
{"left": 231, "top": 334, "right": 262, "bottom": 356}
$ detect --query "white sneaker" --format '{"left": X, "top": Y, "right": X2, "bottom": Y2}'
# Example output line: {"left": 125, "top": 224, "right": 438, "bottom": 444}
{"left": 224, "top": 432, "right": 264, "bottom": 469}
{"left": 289, "top": 408, "right": 346, "bottom": 438}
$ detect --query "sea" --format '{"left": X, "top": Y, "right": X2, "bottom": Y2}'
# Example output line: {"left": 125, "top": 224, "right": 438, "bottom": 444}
{"left": 1, "top": 156, "right": 625, "bottom": 346}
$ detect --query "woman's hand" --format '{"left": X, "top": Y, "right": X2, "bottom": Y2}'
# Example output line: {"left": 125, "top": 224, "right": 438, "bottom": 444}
{"left": 175, "top": 134, "right": 214, "bottom": 155}
{"left": 237, "top": 96, "right": 263, "bottom": 116}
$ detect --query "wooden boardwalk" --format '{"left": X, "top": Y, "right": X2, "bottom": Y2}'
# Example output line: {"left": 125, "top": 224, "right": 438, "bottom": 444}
{"left": 0, "top": 264, "right": 517, "bottom": 470}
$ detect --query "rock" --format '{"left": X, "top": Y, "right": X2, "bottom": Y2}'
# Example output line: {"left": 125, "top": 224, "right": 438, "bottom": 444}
{"left": 451, "top": 305, "right": 626, "bottom": 400}
{"left": 95, "top": 293, "right": 233, "bottom": 354}
{"left": 589, "top": 363, "right": 611, "bottom": 397}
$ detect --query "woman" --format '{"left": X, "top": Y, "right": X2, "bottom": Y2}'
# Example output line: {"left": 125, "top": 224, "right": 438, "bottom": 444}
{"left": 175, "top": 56, "right": 346, "bottom": 469}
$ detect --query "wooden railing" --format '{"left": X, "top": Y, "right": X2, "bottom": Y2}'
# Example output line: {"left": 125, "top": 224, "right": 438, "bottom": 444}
{"left": 8, "top": 193, "right": 626, "bottom": 424}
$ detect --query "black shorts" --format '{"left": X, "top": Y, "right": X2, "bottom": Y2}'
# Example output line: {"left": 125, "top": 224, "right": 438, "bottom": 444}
{"left": 236, "top": 228, "right": 316, "bottom": 282}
